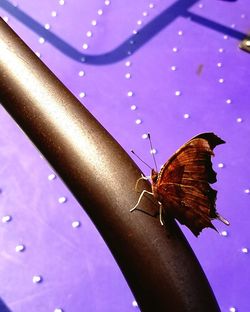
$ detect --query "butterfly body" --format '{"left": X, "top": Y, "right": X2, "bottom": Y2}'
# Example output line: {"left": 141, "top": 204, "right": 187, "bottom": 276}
{"left": 132, "top": 133, "right": 229, "bottom": 237}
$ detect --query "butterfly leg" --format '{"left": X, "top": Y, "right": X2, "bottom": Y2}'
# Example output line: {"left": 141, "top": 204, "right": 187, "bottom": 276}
{"left": 159, "top": 202, "right": 164, "bottom": 226}
{"left": 130, "top": 190, "right": 154, "bottom": 212}
{"left": 135, "top": 174, "right": 151, "bottom": 192}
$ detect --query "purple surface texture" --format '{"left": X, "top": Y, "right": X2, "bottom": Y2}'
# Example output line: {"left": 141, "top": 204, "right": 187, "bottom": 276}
{"left": 0, "top": 0, "right": 249, "bottom": 311}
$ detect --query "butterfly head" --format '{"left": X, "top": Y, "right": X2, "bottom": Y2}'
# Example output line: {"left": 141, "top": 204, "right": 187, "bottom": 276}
{"left": 151, "top": 169, "right": 158, "bottom": 184}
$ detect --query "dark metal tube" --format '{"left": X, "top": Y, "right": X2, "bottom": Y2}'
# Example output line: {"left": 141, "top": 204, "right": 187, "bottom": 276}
{"left": 0, "top": 19, "right": 220, "bottom": 312}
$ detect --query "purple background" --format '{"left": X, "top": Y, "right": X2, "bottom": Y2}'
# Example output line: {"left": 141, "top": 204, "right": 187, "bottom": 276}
{"left": 0, "top": 0, "right": 249, "bottom": 311}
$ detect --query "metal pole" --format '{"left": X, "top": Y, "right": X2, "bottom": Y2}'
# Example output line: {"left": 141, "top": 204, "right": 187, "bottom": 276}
{"left": 0, "top": 19, "right": 220, "bottom": 312}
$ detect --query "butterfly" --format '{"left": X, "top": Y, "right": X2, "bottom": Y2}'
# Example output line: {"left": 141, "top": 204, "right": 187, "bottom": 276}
{"left": 131, "top": 132, "right": 229, "bottom": 236}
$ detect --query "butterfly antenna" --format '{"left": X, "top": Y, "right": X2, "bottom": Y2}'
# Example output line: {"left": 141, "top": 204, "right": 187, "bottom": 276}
{"left": 131, "top": 150, "right": 152, "bottom": 171}
{"left": 147, "top": 133, "right": 158, "bottom": 172}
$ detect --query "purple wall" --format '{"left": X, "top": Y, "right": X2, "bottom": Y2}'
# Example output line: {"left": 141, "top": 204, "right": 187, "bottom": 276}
{"left": 0, "top": 0, "right": 249, "bottom": 311}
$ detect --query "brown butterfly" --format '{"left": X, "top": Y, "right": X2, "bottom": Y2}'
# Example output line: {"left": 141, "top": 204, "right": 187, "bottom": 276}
{"left": 131, "top": 132, "right": 229, "bottom": 236}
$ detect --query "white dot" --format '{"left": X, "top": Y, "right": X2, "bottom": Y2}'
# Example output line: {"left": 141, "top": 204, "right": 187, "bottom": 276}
{"left": 220, "top": 231, "right": 228, "bottom": 237}
{"left": 224, "top": 35, "right": 228, "bottom": 40}
{"left": 105, "top": 0, "right": 111, "bottom": 5}
{"left": 82, "top": 43, "right": 88, "bottom": 50}
{"left": 244, "top": 188, "right": 250, "bottom": 194}
{"left": 217, "top": 62, "right": 222, "bottom": 68}
{"left": 218, "top": 163, "right": 224, "bottom": 168}
{"left": 125, "top": 73, "right": 131, "bottom": 79}
{"left": 150, "top": 148, "right": 157, "bottom": 154}
{"left": 142, "top": 11, "right": 148, "bottom": 17}
{"left": 171, "top": 66, "right": 177, "bottom": 71}
{"left": 59, "top": 0, "right": 65, "bottom": 5}
{"left": 48, "top": 173, "right": 56, "bottom": 181}
{"left": 142, "top": 133, "right": 148, "bottom": 139}
{"left": 231, "top": 24, "right": 236, "bottom": 28}
{"left": 2, "top": 215, "right": 12, "bottom": 223}
{"left": 183, "top": 113, "right": 190, "bottom": 119}
{"left": 137, "top": 20, "right": 142, "bottom": 25}
{"left": 178, "top": 30, "right": 183, "bottom": 36}
{"left": 54, "top": 309, "right": 63, "bottom": 312}
{"left": 198, "top": 3, "right": 203, "bottom": 8}
{"left": 78, "top": 70, "right": 85, "bottom": 77}
{"left": 132, "top": 30, "right": 138, "bottom": 35}
{"left": 72, "top": 221, "right": 81, "bottom": 228}
{"left": 131, "top": 105, "right": 137, "bottom": 111}
{"left": 242, "top": 247, "right": 248, "bottom": 254}
{"left": 44, "top": 23, "right": 50, "bottom": 30}
{"left": 125, "top": 61, "right": 131, "bottom": 67}
{"left": 58, "top": 196, "right": 67, "bottom": 204}
{"left": 91, "top": 20, "right": 97, "bottom": 26}
{"left": 229, "top": 307, "right": 237, "bottom": 312}
{"left": 127, "top": 91, "right": 134, "bottom": 97}
{"left": 35, "top": 52, "right": 41, "bottom": 58}
{"left": 219, "top": 48, "right": 224, "bottom": 53}
{"left": 132, "top": 300, "right": 138, "bottom": 307}
{"left": 175, "top": 90, "right": 181, "bottom": 96}
{"left": 16, "top": 244, "right": 25, "bottom": 252}
{"left": 172, "top": 47, "right": 178, "bottom": 52}
{"left": 219, "top": 78, "right": 224, "bottom": 83}
{"left": 33, "top": 275, "right": 42, "bottom": 284}
{"left": 79, "top": 92, "right": 86, "bottom": 98}
{"left": 149, "top": 3, "right": 154, "bottom": 9}
{"left": 246, "top": 40, "right": 250, "bottom": 47}
{"left": 39, "top": 37, "right": 45, "bottom": 44}
{"left": 97, "top": 9, "right": 103, "bottom": 15}
{"left": 3, "top": 16, "right": 9, "bottom": 23}
{"left": 86, "top": 31, "right": 92, "bottom": 38}
{"left": 51, "top": 11, "right": 57, "bottom": 17}
{"left": 236, "top": 117, "right": 243, "bottom": 123}
{"left": 226, "top": 99, "right": 232, "bottom": 104}
{"left": 135, "top": 119, "right": 142, "bottom": 125}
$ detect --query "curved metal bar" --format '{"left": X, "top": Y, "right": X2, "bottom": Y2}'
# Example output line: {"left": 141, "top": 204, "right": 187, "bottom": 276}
{"left": 0, "top": 19, "right": 220, "bottom": 312}
{"left": 0, "top": 0, "right": 245, "bottom": 64}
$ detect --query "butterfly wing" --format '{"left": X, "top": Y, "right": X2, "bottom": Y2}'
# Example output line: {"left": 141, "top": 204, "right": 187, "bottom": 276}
{"left": 153, "top": 133, "right": 225, "bottom": 236}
